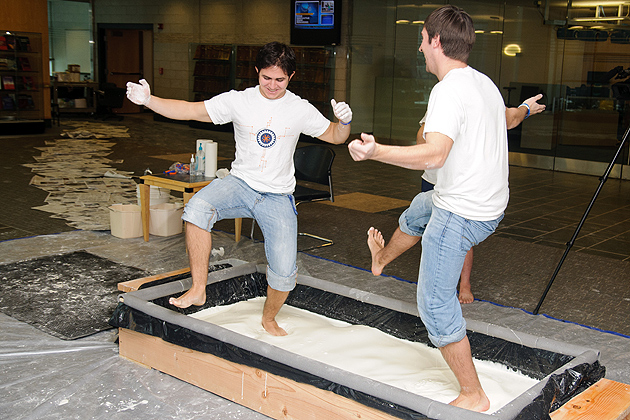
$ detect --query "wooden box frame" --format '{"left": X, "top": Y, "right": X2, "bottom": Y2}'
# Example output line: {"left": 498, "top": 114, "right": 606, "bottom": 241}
{"left": 115, "top": 262, "right": 611, "bottom": 420}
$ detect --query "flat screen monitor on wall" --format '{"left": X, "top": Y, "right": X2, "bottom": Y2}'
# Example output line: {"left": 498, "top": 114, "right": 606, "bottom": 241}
{"left": 290, "top": 1, "right": 341, "bottom": 46}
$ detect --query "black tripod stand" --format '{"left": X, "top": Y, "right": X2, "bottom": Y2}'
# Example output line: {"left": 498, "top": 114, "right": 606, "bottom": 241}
{"left": 533, "top": 122, "right": 630, "bottom": 315}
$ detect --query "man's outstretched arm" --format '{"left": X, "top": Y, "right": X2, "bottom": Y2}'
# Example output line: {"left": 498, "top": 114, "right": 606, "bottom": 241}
{"left": 506, "top": 93, "right": 546, "bottom": 130}
{"left": 348, "top": 131, "right": 453, "bottom": 171}
{"left": 126, "top": 79, "right": 211, "bottom": 123}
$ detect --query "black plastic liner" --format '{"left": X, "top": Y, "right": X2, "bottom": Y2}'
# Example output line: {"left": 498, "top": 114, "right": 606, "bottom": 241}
{"left": 110, "top": 271, "right": 605, "bottom": 420}
{"left": 516, "top": 361, "right": 606, "bottom": 420}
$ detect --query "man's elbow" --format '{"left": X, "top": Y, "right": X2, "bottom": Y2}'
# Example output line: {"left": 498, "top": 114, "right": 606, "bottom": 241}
{"left": 424, "top": 155, "right": 446, "bottom": 170}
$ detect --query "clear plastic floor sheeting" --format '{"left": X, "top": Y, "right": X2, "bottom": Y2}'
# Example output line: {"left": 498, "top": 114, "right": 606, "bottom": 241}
{"left": 0, "top": 313, "right": 268, "bottom": 420}
{"left": 1, "top": 230, "right": 630, "bottom": 419}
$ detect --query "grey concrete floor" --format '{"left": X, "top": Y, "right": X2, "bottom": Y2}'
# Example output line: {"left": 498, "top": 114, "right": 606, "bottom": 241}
{"left": 1, "top": 230, "right": 629, "bottom": 420}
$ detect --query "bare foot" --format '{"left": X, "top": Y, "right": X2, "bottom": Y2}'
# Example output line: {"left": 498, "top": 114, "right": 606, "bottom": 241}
{"left": 169, "top": 288, "right": 206, "bottom": 308}
{"left": 449, "top": 391, "right": 490, "bottom": 412}
{"left": 367, "top": 227, "right": 385, "bottom": 276}
{"left": 458, "top": 286, "right": 474, "bottom": 304}
{"left": 262, "top": 319, "right": 288, "bottom": 336}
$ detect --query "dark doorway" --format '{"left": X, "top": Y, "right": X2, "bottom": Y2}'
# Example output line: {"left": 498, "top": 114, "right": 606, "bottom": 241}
{"left": 97, "top": 24, "right": 153, "bottom": 114}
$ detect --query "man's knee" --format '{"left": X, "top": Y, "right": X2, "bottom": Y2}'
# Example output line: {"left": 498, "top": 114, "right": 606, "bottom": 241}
{"left": 419, "top": 306, "right": 467, "bottom": 348}
{"left": 182, "top": 197, "right": 218, "bottom": 232}
{"left": 266, "top": 264, "right": 297, "bottom": 292}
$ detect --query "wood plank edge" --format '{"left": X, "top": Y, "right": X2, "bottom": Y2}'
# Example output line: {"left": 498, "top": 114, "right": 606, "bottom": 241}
{"left": 550, "top": 378, "right": 630, "bottom": 420}
{"left": 118, "top": 328, "right": 400, "bottom": 420}
{"left": 117, "top": 267, "right": 191, "bottom": 292}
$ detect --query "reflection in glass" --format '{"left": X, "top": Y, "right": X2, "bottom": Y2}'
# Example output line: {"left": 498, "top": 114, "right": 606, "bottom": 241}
{"left": 349, "top": 0, "right": 630, "bottom": 177}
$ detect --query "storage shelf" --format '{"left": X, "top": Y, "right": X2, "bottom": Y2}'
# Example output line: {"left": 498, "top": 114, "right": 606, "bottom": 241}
{"left": 0, "top": 30, "right": 44, "bottom": 126}
{"left": 52, "top": 81, "right": 99, "bottom": 114}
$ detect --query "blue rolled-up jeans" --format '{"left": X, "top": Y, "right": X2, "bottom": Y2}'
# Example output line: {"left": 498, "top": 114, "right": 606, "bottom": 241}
{"left": 182, "top": 174, "right": 298, "bottom": 292}
{"left": 399, "top": 191, "right": 503, "bottom": 347}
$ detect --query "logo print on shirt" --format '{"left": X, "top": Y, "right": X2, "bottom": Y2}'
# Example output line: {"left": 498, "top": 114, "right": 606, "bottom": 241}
{"left": 256, "top": 128, "right": 277, "bottom": 148}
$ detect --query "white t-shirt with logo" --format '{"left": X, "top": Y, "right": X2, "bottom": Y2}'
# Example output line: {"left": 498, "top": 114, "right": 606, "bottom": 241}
{"left": 204, "top": 87, "right": 330, "bottom": 194}
{"left": 423, "top": 66, "right": 509, "bottom": 221}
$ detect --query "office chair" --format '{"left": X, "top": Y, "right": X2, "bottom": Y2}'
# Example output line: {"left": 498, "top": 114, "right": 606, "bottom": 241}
{"left": 96, "top": 83, "right": 125, "bottom": 121}
{"left": 250, "top": 144, "right": 336, "bottom": 251}
{"left": 293, "top": 144, "right": 336, "bottom": 250}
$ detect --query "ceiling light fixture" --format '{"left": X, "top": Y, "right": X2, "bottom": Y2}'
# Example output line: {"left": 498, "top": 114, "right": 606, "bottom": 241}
{"left": 503, "top": 44, "right": 522, "bottom": 56}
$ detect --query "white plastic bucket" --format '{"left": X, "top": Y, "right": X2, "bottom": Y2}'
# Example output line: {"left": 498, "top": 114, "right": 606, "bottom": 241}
{"left": 109, "top": 204, "right": 143, "bottom": 238}
{"left": 136, "top": 184, "right": 170, "bottom": 206}
{"left": 149, "top": 202, "right": 184, "bottom": 237}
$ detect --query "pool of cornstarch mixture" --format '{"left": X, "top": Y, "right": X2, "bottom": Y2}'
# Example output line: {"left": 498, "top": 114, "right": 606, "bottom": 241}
{"left": 190, "top": 297, "right": 538, "bottom": 413}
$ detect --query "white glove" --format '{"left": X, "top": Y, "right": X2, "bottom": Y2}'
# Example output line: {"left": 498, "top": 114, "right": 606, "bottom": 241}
{"left": 126, "top": 79, "right": 151, "bottom": 106}
{"left": 331, "top": 99, "right": 352, "bottom": 125}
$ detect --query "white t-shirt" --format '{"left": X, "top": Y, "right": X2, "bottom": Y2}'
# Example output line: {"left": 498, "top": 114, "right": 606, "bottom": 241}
{"left": 204, "top": 87, "right": 330, "bottom": 194}
{"left": 418, "top": 115, "right": 438, "bottom": 186}
{"left": 423, "top": 66, "right": 509, "bottom": 221}
{"left": 422, "top": 168, "right": 437, "bottom": 186}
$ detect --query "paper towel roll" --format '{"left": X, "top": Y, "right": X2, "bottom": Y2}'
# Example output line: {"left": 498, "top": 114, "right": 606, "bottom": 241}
{"left": 196, "top": 139, "right": 214, "bottom": 151}
{"left": 204, "top": 141, "right": 218, "bottom": 178}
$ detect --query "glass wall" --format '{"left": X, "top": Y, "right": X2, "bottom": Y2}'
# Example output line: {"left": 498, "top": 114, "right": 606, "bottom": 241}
{"left": 48, "top": 0, "right": 94, "bottom": 80}
{"left": 349, "top": 0, "right": 630, "bottom": 178}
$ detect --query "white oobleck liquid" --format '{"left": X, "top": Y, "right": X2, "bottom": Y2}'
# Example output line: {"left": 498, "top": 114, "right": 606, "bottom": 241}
{"left": 191, "top": 297, "right": 538, "bottom": 413}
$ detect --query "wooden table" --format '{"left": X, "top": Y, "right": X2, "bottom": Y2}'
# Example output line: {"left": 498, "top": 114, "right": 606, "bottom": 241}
{"left": 139, "top": 174, "right": 242, "bottom": 242}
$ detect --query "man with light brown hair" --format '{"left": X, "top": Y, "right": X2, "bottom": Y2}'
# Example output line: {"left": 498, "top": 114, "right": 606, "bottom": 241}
{"left": 349, "top": 5, "right": 512, "bottom": 411}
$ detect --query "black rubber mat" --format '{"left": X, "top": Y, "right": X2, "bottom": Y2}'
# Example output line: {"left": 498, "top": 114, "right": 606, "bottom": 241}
{"left": 0, "top": 251, "right": 148, "bottom": 339}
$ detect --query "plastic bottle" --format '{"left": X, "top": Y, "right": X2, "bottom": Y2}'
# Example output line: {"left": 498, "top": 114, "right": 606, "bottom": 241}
{"left": 195, "top": 143, "right": 205, "bottom": 175}
{"left": 190, "top": 154, "right": 195, "bottom": 175}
